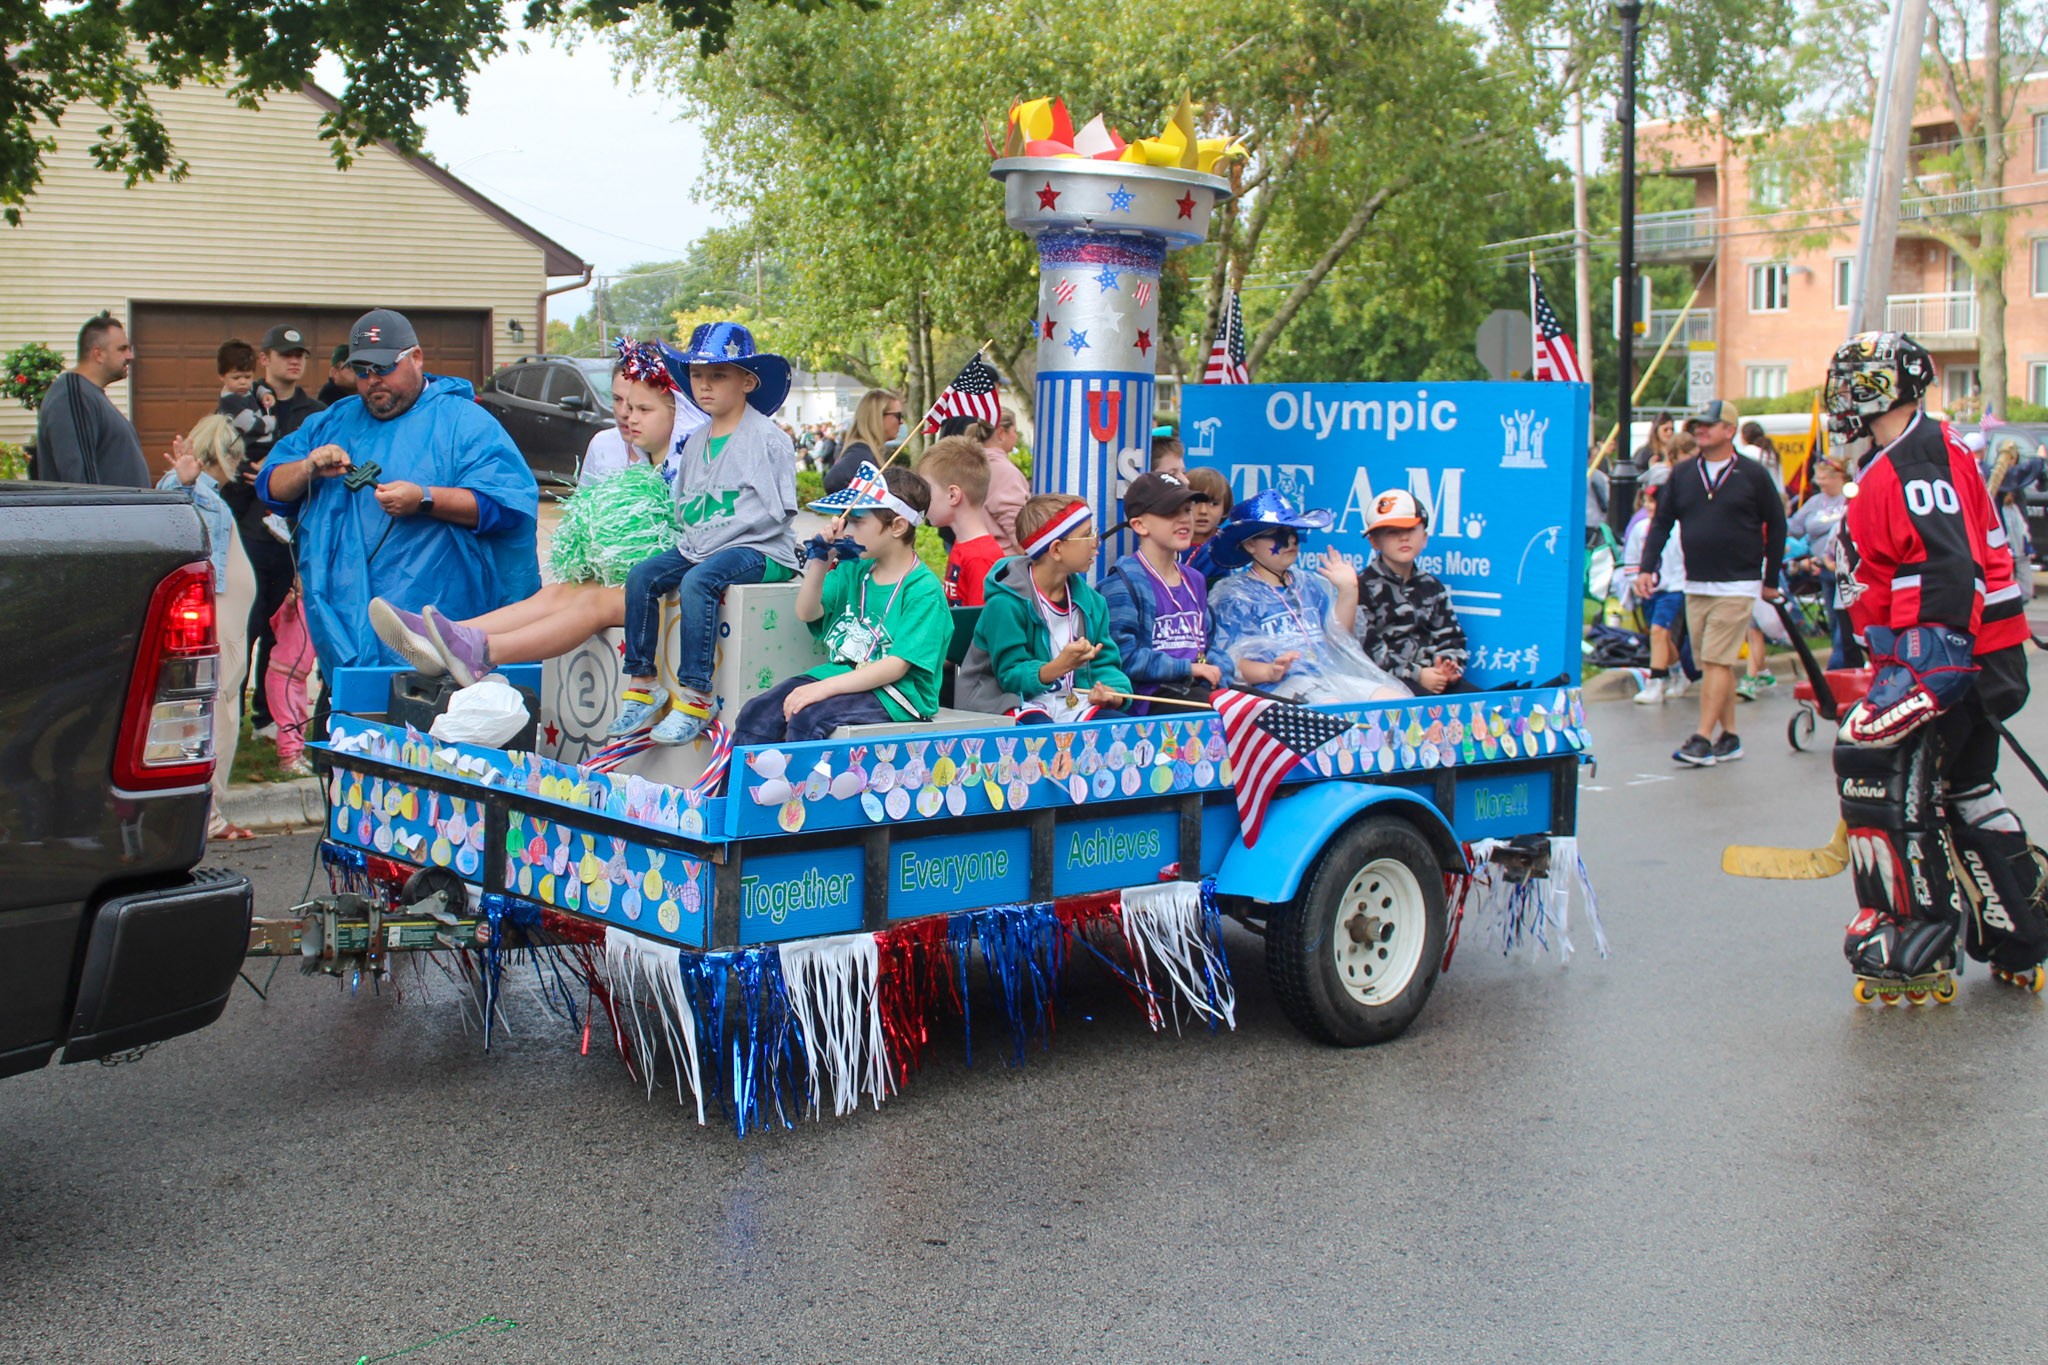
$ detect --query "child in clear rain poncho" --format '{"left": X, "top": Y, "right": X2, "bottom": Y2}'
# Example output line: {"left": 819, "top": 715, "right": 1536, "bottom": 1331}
{"left": 1205, "top": 490, "right": 1410, "bottom": 705}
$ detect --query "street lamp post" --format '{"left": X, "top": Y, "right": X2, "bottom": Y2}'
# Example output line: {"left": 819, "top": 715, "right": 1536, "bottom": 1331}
{"left": 1610, "top": 0, "right": 1644, "bottom": 539}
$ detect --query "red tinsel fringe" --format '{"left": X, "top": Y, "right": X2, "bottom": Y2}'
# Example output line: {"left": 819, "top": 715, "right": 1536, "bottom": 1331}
{"left": 874, "top": 917, "right": 955, "bottom": 1089}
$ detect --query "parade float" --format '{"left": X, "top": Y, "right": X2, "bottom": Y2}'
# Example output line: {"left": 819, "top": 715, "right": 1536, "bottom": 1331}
{"left": 260, "top": 96, "right": 1602, "bottom": 1133}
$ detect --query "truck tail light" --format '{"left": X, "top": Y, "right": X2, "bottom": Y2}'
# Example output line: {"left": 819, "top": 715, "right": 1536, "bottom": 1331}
{"left": 112, "top": 562, "right": 220, "bottom": 792}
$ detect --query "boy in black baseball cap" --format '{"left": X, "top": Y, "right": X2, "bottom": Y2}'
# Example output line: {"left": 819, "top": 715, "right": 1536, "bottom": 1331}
{"left": 1102, "top": 472, "right": 1233, "bottom": 712}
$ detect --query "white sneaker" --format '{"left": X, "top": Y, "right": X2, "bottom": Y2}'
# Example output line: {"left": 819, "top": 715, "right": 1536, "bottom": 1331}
{"left": 1633, "top": 677, "right": 1666, "bottom": 705}
{"left": 1667, "top": 675, "right": 1691, "bottom": 700}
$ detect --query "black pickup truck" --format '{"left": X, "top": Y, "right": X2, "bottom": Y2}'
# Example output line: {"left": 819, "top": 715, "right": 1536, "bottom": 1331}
{"left": 0, "top": 481, "right": 253, "bottom": 1079}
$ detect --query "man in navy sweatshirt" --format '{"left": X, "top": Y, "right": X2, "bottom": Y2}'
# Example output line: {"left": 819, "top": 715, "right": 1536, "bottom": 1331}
{"left": 1636, "top": 398, "right": 1787, "bottom": 768}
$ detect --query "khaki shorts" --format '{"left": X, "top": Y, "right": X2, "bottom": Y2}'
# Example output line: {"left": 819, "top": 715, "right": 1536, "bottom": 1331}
{"left": 1685, "top": 593, "right": 1755, "bottom": 667}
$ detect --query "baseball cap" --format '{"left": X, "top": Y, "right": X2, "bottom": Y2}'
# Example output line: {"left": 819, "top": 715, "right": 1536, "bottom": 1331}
{"left": 1121, "top": 471, "right": 1207, "bottom": 523}
{"left": 1366, "top": 488, "right": 1428, "bottom": 533}
{"left": 1686, "top": 398, "right": 1741, "bottom": 430}
{"left": 1644, "top": 463, "right": 1672, "bottom": 489}
{"left": 259, "top": 324, "right": 309, "bottom": 354}
{"left": 330, "top": 343, "right": 350, "bottom": 367}
{"left": 347, "top": 308, "right": 419, "bottom": 367}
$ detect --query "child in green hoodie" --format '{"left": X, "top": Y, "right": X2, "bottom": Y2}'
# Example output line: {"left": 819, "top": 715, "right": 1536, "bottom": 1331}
{"left": 955, "top": 493, "right": 1133, "bottom": 722}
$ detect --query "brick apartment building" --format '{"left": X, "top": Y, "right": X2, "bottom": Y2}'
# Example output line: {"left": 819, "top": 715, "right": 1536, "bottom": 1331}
{"left": 1638, "top": 88, "right": 2048, "bottom": 414}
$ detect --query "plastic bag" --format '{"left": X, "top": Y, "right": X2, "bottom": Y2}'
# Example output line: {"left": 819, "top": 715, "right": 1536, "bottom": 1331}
{"left": 429, "top": 674, "right": 530, "bottom": 747}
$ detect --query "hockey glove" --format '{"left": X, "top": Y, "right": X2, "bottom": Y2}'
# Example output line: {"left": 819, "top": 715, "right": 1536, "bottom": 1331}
{"left": 1839, "top": 624, "right": 1978, "bottom": 747}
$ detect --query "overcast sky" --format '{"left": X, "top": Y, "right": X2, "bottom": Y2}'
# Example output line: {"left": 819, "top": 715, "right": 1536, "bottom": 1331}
{"left": 364, "top": 31, "right": 729, "bottom": 320}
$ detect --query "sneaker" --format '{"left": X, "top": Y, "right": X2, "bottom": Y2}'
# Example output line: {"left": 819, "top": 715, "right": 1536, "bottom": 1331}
{"left": 422, "top": 606, "right": 492, "bottom": 687}
{"left": 1633, "top": 676, "right": 1666, "bottom": 705}
{"left": 650, "top": 690, "right": 715, "bottom": 745}
{"left": 1712, "top": 732, "right": 1744, "bottom": 763}
{"left": 1735, "top": 675, "right": 1760, "bottom": 701}
{"left": 608, "top": 685, "right": 670, "bottom": 737}
{"left": 281, "top": 755, "right": 316, "bottom": 778}
{"left": 369, "top": 598, "right": 446, "bottom": 676}
{"left": 1751, "top": 669, "right": 1777, "bottom": 691}
{"left": 252, "top": 722, "right": 279, "bottom": 742}
{"left": 1674, "top": 734, "right": 1717, "bottom": 767}
{"left": 1668, "top": 674, "right": 1691, "bottom": 700}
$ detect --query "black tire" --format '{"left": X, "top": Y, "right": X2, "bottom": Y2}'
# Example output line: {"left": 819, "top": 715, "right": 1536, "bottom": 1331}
{"left": 1265, "top": 815, "right": 1448, "bottom": 1047}
{"left": 401, "top": 866, "right": 468, "bottom": 919}
{"left": 1788, "top": 708, "right": 1816, "bottom": 752}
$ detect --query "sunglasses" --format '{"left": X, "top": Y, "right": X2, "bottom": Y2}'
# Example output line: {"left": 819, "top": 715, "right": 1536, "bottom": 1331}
{"left": 883, "top": 409, "right": 906, "bottom": 420}
{"left": 350, "top": 347, "right": 416, "bottom": 378}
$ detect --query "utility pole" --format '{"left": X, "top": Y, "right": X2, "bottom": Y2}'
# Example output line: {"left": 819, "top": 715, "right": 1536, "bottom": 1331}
{"left": 1849, "top": 0, "right": 1931, "bottom": 336}
{"left": 1610, "top": 0, "right": 1643, "bottom": 537}
{"left": 1573, "top": 87, "right": 1594, "bottom": 390}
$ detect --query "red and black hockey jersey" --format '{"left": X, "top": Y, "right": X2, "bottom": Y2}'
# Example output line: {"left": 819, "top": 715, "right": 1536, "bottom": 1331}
{"left": 1840, "top": 414, "right": 2028, "bottom": 654}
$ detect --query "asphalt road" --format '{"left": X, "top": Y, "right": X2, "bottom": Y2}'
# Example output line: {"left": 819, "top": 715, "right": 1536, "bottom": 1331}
{"left": 8, "top": 660, "right": 2048, "bottom": 1363}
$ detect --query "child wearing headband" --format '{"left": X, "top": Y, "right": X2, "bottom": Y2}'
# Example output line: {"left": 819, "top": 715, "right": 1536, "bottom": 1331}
{"left": 730, "top": 463, "right": 949, "bottom": 746}
{"left": 955, "top": 493, "right": 1132, "bottom": 723}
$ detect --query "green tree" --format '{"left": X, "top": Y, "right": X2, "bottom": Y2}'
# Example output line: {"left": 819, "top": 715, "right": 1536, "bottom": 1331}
{"left": 0, "top": 0, "right": 843, "bottom": 225}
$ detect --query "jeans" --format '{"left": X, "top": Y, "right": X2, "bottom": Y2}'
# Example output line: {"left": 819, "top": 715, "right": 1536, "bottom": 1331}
{"left": 732, "top": 674, "right": 892, "bottom": 746}
{"left": 621, "top": 546, "right": 769, "bottom": 687}
{"left": 1817, "top": 568, "right": 1863, "bottom": 670}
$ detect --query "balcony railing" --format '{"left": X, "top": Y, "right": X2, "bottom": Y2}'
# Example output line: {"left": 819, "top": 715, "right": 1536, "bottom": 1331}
{"left": 1633, "top": 306, "right": 1716, "bottom": 352}
{"left": 1885, "top": 291, "right": 1979, "bottom": 345}
{"left": 1634, "top": 208, "right": 1718, "bottom": 257}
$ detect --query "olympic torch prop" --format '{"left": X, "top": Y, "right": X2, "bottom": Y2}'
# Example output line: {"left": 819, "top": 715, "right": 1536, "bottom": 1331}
{"left": 990, "top": 96, "right": 1241, "bottom": 567}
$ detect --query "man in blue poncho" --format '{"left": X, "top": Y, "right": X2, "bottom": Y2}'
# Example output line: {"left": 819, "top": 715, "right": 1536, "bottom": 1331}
{"left": 259, "top": 309, "right": 541, "bottom": 675}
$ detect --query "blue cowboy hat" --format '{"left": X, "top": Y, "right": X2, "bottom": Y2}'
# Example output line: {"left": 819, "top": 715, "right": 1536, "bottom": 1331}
{"left": 662, "top": 321, "right": 791, "bottom": 416}
{"left": 1204, "top": 488, "right": 1335, "bottom": 569}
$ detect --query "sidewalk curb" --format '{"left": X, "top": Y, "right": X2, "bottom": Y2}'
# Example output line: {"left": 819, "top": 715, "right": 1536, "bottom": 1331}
{"left": 1587, "top": 648, "right": 1812, "bottom": 702}
{"left": 219, "top": 775, "right": 324, "bottom": 831}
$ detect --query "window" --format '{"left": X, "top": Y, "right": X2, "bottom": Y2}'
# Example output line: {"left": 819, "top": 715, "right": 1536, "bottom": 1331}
{"left": 1746, "top": 365, "right": 1790, "bottom": 399}
{"left": 1752, "top": 162, "right": 1788, "bottom": 209}
{"left": 508, "top": 366, "right": 548, "bottom": 401}
{"left": 2030, "top": 362, "right": 2048, "bottom": 407}
{"left": 540, "top": 364, "right": 586, "bottom": 405}
{"left": 1749, "top": 262, "right": 1791, "bottom": 312}
{"left": 2033, "top": 239, "right": 2048, "bottom": 296}
{"left": 1945, "top": 366, "right": 1981, "bottom": 405}
{"left": 1834, "top": 256, "right": 1853, "bottom": 309}
{"left": 2037, "top": 113, "right": 2048, "bottom": 173}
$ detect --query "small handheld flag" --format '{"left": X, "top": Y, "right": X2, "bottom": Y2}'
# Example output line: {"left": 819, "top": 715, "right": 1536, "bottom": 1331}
{"left": 1211, "top": 688, "right": 1355, "bottom": 845}
{"left": 923, "top": 351, "right": 1003, "bottom": 433}
{"left": 1203, "top": 289, "right": 1249, "bottom": 385}
{"left": 1530, "top": 271, "right": 1585, "bottom": 384}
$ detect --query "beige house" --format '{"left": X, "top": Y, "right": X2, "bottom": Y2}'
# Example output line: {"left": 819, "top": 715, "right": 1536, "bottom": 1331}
{"left": 0, "top": 82, "right": 590, "bottom": 465}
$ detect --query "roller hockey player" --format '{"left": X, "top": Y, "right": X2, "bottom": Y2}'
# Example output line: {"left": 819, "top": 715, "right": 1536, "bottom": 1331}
{"left": 1827, "top": 332, "right": 2048, "bottom": 1004}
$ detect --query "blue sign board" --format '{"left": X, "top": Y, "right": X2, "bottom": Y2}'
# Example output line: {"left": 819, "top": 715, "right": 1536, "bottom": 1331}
{"left": 1453, "top": 772, "right": 1554, "bottom": 841}
{"left": 739, "top": 846, "right": 864, "bottom": 944}
{"left": 891, "top": 827, "right": 1032, "bottom": 919}
{"left": 1182, "top": 382, "right": 1589, "bottom": 688}
{"left": 1052, "top": 810, "right": 1179, "bottom": 897}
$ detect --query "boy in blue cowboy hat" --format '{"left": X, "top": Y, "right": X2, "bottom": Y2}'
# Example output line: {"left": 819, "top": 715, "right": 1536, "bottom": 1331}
{"left": 610, "top": 322, "right": 802, "bottom": 744}
{"left": 1207, "top": 489, "right": 1409, "bottom": 704}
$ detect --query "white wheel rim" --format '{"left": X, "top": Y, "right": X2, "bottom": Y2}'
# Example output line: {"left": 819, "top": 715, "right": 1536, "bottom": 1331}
{"left": 1332, "top": 857, "right": 1427, "bottom": 1006}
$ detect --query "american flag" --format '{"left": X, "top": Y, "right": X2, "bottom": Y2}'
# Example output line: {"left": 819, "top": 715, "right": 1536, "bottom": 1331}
{"left": 1203, "top": 289, "right": 1248, "bottom": 384}
{"left": 923, "top": 351, "right": 1002, "bottom": 433}
{"left": 1530, "top": 270, "right": 1585, "bottom": 383}
{"left": 1212, "top": 688, "right": 1355, "bottom": 846}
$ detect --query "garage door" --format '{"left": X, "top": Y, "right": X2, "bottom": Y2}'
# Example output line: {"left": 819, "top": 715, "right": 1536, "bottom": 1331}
{"left": 127, "top": 304, "right": 490, "bottom": 472}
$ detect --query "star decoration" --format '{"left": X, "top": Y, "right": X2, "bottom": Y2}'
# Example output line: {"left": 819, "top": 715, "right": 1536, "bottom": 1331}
{"left": 1176, "top": 191, "right": 1197, "bottom": 220}
{"left": 543, "top": 722, "right": 560, "bottom": 747}
{"left": 1095, "top": 288, "right": 1133, "bottom": 341}
{"left": 1065, "top": 329, "right": 1091, "bottom": 356}
{"left": 1106, "top": 183, "right": 1135, "bottom": 212}
{"left": 1134, "top": 328, "right": 1153, "bottom": 356}
{"left": 1094, "top": 264, "right": 1121, "bottom": 292}
{"left": 1042, "top": 316, "right": 1057, "bottom": 340}
{"left": 724, "top": 341, "right": 742, "bottom": 358}
{"left": 1036, "top": 181, "right": 1061, "bottom": 211}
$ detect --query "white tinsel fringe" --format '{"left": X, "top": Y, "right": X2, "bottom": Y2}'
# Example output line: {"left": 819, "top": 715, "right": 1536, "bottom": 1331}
{"left": 1463, "top": 836, "right": 1608, "bottom": 963}
{"left": 604, "top": 926, "right": 705, "bottom": 1123}
{"left": 1120, "top": 881, "right": 1237, "bottom": 1030}
{"left": 778, "top": 933, "right": 890, "bottom": 1118}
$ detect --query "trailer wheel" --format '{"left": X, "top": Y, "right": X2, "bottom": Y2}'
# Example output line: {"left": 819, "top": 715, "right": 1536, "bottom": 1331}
{"left": 1266, "top": 816, "right": 1447, "bottom": 1046}
{"left": 1788, "top": 707, "right": 1816, "bottom": 752}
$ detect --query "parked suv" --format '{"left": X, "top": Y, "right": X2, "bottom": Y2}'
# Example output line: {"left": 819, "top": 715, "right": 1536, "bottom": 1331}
{"left": 1954, "top": 421, "right": 2048, "bottom": 564}
{"left": 476, "top": 356, "right": 618, "bottom": 491}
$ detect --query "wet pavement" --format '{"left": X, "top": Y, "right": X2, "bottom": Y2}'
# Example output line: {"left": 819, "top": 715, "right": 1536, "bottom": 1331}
{"left": 7, "top": 658, "right": 2048, "bottom": 1362}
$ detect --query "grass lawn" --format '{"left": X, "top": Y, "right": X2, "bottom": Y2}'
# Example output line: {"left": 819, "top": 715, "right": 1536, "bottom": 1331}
{"left": 229, "top": 712, "right": 301, "bottom": 785}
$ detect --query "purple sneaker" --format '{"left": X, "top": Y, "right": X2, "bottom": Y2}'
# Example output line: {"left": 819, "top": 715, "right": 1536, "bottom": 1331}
{"left": 368, "top": 598, "right": 445, "bottom": 676}
{"left": 423, "top": 606, "right": 493, "bottom": 687}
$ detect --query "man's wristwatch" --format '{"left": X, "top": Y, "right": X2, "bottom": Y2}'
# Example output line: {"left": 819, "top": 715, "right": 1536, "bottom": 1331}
{"left": 417, "top": 490, "right": 436, "bottom": 517}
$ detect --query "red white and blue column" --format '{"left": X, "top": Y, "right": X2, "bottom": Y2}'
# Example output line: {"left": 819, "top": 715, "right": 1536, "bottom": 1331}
{"left": 991, "top": 158, "right": 1231, "bottom": 571}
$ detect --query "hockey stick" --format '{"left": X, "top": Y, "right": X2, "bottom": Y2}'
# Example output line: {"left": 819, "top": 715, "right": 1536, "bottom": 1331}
{"left": 1768, "top": 596, "right": 1839, "bottom": 720}
{"left": 1722, "top": 818, "right": 1851, "bottom": 880}
{"left": 1993, "top": 716, "right": 2048, "bottom": 797}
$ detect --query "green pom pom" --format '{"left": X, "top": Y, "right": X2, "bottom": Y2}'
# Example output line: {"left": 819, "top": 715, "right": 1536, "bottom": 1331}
{"left": 547, "top": 464, "right": 679, "bottom": 585}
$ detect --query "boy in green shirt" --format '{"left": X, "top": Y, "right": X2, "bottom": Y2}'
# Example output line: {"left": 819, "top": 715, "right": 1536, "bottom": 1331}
{"left": 731, "top": 462, "right": 950, "bottom": 746}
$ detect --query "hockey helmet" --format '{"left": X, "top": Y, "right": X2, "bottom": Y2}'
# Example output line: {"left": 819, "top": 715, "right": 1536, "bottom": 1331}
{"left": 1825, "top": 331, "right": 1934, "bottom": 467}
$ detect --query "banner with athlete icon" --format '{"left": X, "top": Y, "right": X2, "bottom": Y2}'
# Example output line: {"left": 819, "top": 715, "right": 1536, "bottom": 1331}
{"left": 1183, "top": 381, "right": 1590, "bottom": 687}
